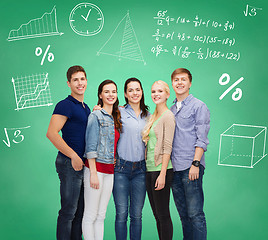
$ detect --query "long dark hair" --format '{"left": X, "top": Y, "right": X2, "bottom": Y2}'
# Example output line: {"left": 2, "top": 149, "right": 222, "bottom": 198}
{"left": 124, "top": 78, "right": 149, "bottom": 118}
{"left": 97, "top": 80, "right": 122, "bottom": 132}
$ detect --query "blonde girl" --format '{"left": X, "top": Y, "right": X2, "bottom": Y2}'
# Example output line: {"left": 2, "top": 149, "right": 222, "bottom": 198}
{"left": 142, "top": 80, "right": 175, "bottom": 240}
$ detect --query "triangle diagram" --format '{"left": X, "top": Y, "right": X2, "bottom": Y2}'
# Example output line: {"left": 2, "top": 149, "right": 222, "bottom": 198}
{"left": 97, "top": 11, "right": 146, "bottom": 64}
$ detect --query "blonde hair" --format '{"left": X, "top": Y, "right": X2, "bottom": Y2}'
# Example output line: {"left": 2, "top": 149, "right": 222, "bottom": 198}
{"left": 142, "top": 80, "right": 170, "bottom": 144}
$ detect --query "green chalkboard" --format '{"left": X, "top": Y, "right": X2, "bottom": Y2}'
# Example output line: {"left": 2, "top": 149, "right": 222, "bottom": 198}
{"left": 1, "top": 0, "right": 268, "bottom": 239}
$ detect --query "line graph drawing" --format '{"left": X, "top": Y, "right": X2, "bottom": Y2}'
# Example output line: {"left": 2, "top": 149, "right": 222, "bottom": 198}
{"left": 218, "top": 124, "right": 267, "bottom": 168}
{"left": 12, "top": 73, "right": 53, "bottom": 110}
{"left": 97, "top": 11, "right": 146, "bottom": 64}
{"left": 7, "top": 6, "right": 63, "bottom": 41}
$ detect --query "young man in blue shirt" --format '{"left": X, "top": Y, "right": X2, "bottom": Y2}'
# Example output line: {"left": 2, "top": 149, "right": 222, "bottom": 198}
{"left": 46, "top": 66, "right": 91, "bottom": 240}
{"left": 170, "top": 68, "right": 210, "bottom": 240}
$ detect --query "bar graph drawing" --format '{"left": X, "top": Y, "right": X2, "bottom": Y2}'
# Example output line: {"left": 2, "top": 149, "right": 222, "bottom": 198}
{"left": 12, "top": 73, "right": 53, "bottom": 110}
{"left": 7, "top": 6, "right": 63, "bottom": 41}
{"left": 97, "top": 11, "right": 146, "bottom": 64}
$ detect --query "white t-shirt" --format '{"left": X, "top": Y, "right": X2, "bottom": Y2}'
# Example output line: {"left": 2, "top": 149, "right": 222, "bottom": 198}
{"left": 176, "top": 101, "right": 182, "bottom": 112}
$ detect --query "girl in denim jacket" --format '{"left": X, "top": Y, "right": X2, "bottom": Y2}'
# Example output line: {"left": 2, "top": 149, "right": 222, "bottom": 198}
{"left": 82, "top": 80, "right": 122, "bottom": 240}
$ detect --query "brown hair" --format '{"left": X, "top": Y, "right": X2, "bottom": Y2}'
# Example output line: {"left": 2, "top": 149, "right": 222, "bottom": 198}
{"left": 66, "top": 65, "right": 86, "bottom": 82}
{"left": 97, "top": 80, "right": 122, "bottom": 132}
{"left": 124, "top": 77, "right": 149, "bottom": 118}
{"left": 171, "top": 68, "right": 192, "bottom": 82}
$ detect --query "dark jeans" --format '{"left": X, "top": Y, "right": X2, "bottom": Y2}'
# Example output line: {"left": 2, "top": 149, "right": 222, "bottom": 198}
{"left": 172, "top": 165, "right": 207, "bottom": 240}
{"left": 55, "top": 153, "right": 84, "bottom": 240}
{"left": 113, "top": 159, "right": 146, "bottom": 240}
{"left": 146, "top": 169, "right": 173, "bottom": 240}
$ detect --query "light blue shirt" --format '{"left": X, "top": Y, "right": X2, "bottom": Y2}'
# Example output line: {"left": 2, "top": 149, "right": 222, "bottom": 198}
{"left": 170, "top": 94, "right": 210, "bottom": 171}
{"left": 117, "top": 104, "right": 149, "bottom": 162}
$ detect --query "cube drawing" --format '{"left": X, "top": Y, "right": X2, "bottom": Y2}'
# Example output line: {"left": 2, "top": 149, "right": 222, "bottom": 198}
{"left": 218, "top": 124, "right": 267, "bottom": 168}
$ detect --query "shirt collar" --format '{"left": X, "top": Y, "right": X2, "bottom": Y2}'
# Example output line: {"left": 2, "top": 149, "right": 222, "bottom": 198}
{"left": 100, "top": 108, "right": 113, "bottom": 117}
{"left": 173, "top": 94, "right": 193, "bottom": 105}
{"left": 125, "top": 104, "right": 131, "bottom": 109}
{"left": 67, "top": 95, "right": 82, "bottom": 104}
{"left": 125, "top": 104, "right": 142, "bottom": 118}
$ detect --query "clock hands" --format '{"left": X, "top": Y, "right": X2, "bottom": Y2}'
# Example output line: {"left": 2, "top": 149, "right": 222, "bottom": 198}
{"left": 81, "top": 9, "right": 92, "bottom": 21}
{"left": 70, "top": 3, "right": 104, "bottom": 36}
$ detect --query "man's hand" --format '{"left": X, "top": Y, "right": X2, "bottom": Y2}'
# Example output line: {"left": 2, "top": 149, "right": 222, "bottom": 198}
{"left": 189, "top": 165, "right": 199, "bottom": 181}
{"left": 71, "top": 154, "right": 84, "bottom": 171}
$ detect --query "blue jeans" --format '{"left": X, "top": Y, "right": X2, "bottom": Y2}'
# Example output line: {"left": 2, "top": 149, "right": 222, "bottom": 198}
{"left": 172, "top": 165, "right": 207, "bottom": 240}
{"left": 113, "top": 159, "right": 146, "bottom": 240}
{"left": 55, "top": 153, "right": 84, "bottom": 240}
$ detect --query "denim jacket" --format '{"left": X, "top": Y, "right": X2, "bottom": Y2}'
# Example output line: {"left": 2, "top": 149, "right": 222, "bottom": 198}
{"left": 84, "top": 109, "right": 115, "bottom": 164}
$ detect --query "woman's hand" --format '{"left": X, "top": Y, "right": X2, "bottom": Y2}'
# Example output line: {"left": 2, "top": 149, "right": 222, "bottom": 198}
{"left": 155, "top": 173, "right": 166, "bottom": 190}
{"left": 90, "top": 171, "right": 99, "bottom": 189}
{"left": 93, "top": 105, "right": 102, "bottom": 111}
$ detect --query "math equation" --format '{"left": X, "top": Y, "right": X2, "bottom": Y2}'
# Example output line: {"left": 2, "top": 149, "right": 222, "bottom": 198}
{"left": 151, "top": 10, "right": 240, "bottom": 61}
{"left": 3, "top": 126, "right": 31, "bottom": 148}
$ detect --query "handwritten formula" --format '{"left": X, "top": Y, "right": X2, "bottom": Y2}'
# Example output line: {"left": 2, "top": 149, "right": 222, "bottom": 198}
{"left": 3, "top": 126, "right": 31, "bottom": 148}
{"left": 151, "top": 45, "right": 240, "bottom": 61}
{"left": 154, "top": 11, "right": 235, "bottom": 30}
{"left": 151, "top": 10, "right": 240, "bottom": 61}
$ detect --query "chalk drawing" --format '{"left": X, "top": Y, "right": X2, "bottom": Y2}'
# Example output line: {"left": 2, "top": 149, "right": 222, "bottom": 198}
{"left": 35, "top": 45, "right": 54, "bottom": 65}
{"left": 97, "top": 11, "right": 146, "bottom": 65}
{"left": 12, "top": 73, "right": 53, "bottom": 110}
{"left": 218, "top": 124, "right": 267, "bottom": 168}
{"left": 3, "top": 126, "right": 31, "bottom": 147}
{"left": 69, "top": 3, "right": 104, "bottom": 36}
{"left": 244, "top": 4, "right": 262, "bottom": 17}
{"left": 219, "top": 73, "right": 244, "bottom": 101}
{"left": 7, "top": 6, "right": 63, "bottom": 41}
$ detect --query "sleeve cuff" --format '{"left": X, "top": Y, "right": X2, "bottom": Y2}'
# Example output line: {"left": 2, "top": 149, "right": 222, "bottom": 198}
{"left": 85, "top": 151, "right": 98, "bottom": 159}
{"left": 194, "top": 142, "right": 207, "bottom": 152}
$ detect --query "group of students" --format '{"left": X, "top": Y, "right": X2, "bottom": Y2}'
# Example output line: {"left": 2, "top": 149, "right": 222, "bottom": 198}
{"left": 46, "top": 65, "right": 210, "bottom": 240}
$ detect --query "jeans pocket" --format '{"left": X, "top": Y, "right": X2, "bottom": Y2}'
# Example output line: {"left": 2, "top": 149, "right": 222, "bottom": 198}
{"left": 114, "top": 164, "right": 121, "bottom": 173}
{"left": 56, "top": 154, "right": 66, "bottom": 164}
{"left": 55, "top": 154, "right": 68, "bottom": 173}
{"left": 182, "top": 173, "right": 199, "bottom": 190}
{"left": 140, "top": 161, "right": 146, "bottom": 173}
{"left": 115, "top": 160, "right": 127, "bottom": 173}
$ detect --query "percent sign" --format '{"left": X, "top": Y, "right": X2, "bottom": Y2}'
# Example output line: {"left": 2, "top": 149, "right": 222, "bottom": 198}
{"left": 35, "top": 45, "right": 54, "bottom": 65}
{"left": 219, "top": 73, "right": 244, "bottom": 101}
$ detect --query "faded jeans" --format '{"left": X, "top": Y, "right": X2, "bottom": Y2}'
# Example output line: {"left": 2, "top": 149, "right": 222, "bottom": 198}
{"left": 55, "top": 153, "right": 84, "bottom": 240}
{"left": 113, "top": 159, "right": 146, "bottom": 240}
{"left": 172, "top": 165, "right": 207, "bottom": 240}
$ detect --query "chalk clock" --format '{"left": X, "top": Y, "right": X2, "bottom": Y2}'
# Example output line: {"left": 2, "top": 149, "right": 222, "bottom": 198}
{"left": 69, "top": 3, "right": 104, "bottom": 36}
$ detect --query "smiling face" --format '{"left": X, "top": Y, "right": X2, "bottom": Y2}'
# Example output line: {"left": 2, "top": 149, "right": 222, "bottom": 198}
{"left": 172, "top": 73, "right": 192, "bottom": 99}
{"left": 125, "top": 81, "right": 142, "bottom": 105}
{"left": 99, "top": 83, "right": 117, "bottom": 107}
{"left": 151, "top": 82, "right": 170, "bottom": 105}
{"left": 67, "top": 71, "right": 87, "bottom": 98}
